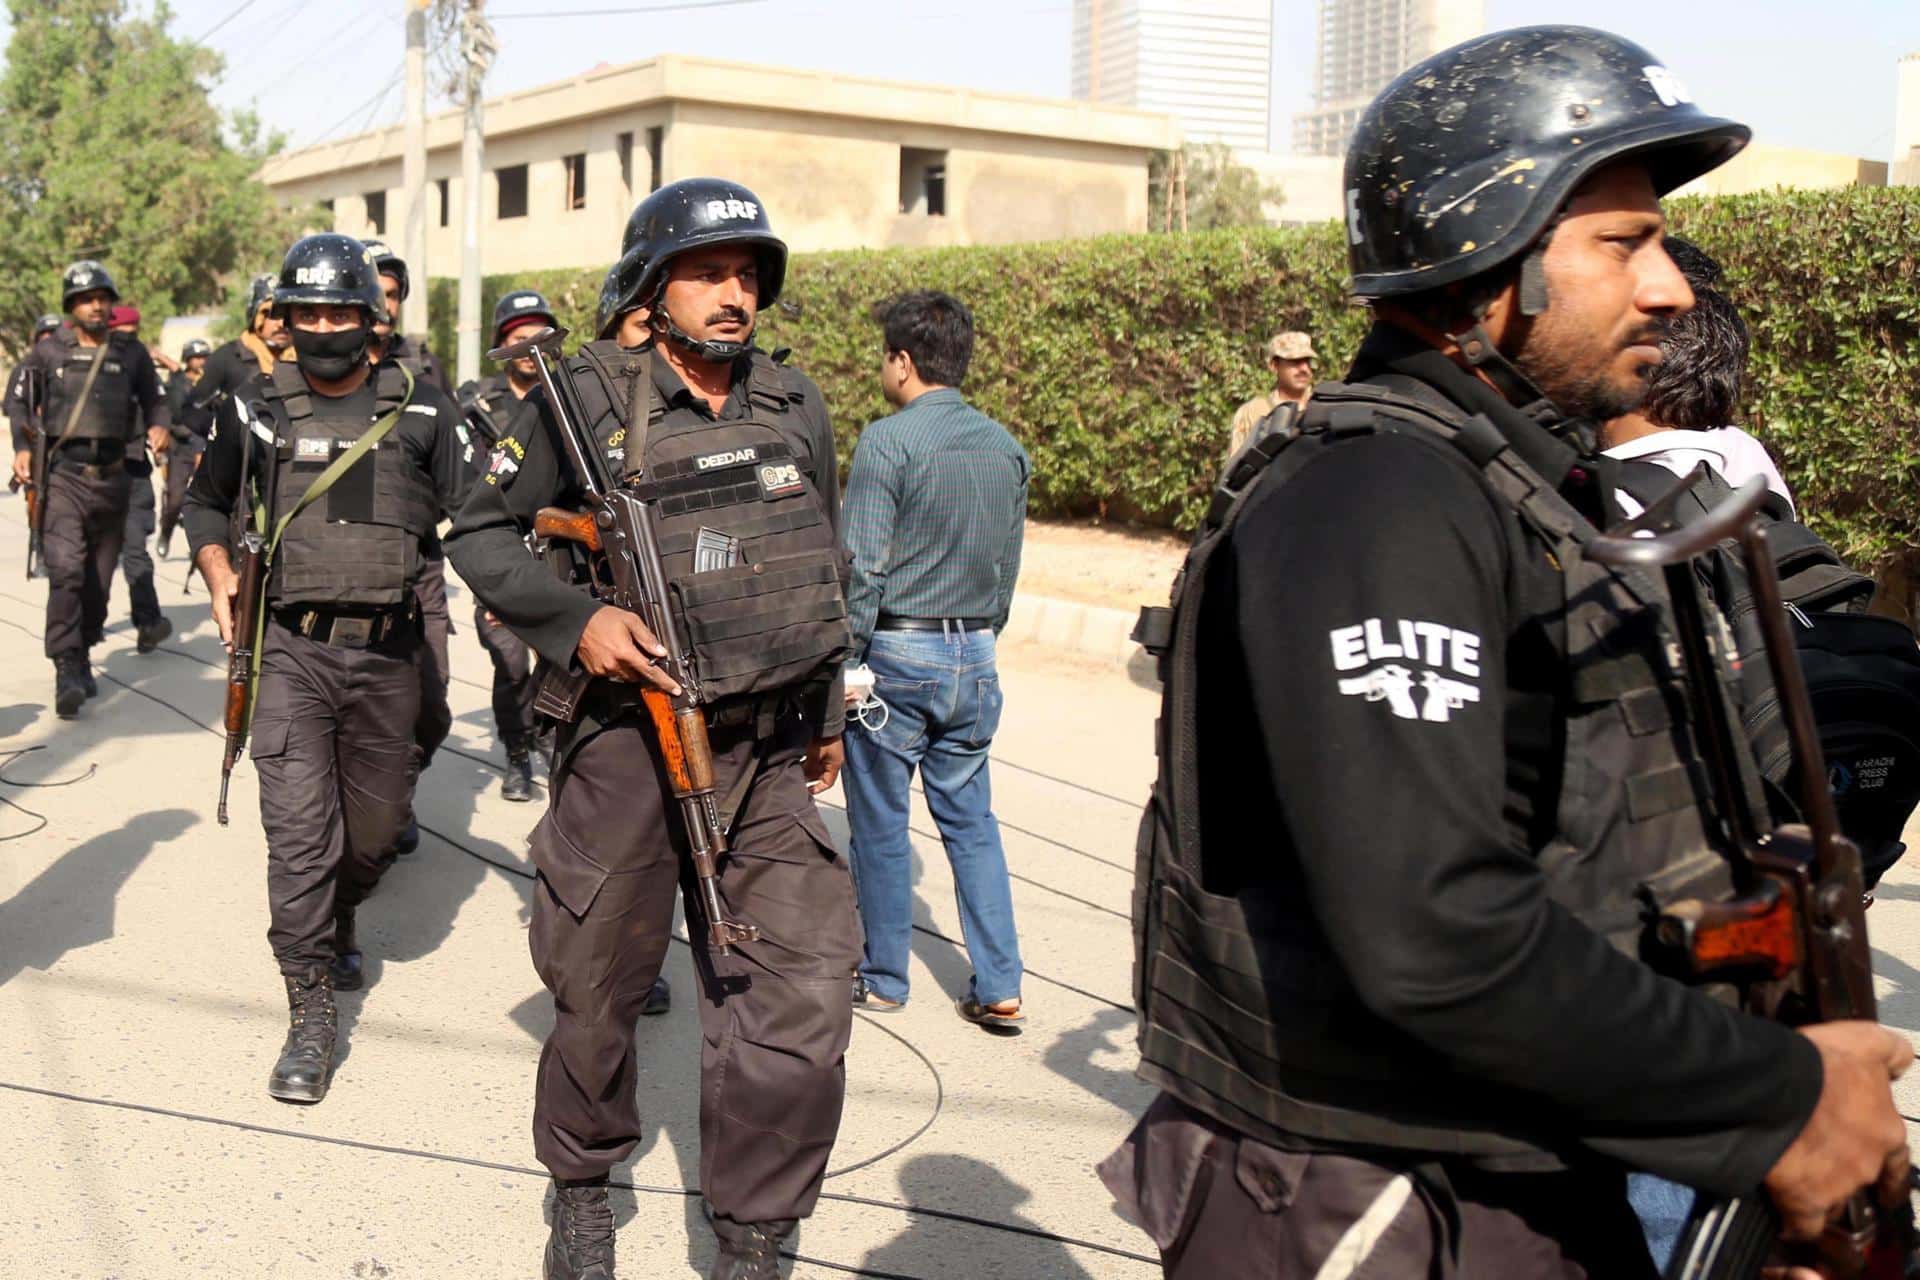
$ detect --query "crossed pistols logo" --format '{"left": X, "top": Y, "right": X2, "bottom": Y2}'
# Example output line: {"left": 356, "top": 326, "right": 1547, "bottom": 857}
{"left": 1330, "top": 619, "right": 1483, "bottom": 723}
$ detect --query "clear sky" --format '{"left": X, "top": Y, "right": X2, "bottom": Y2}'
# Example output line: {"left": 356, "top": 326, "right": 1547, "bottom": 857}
{"left": 2, "top": 1, "right": 1913, "bottom": 161}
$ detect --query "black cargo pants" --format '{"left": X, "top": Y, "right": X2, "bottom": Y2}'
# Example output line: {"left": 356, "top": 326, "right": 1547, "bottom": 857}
{"left": 474, "top": 604, "right": 536, "bottom": 752}
{"left": 40, "top": 458, "right": 129, "bottom": 658}
{"left": 529, "top": 710, "right": 860, "bottom": 1227}
{"left": 120, "top": 461, "right": 161, "bottom": 629}
{"left": 251, "top": 619, "right": 421, "bottom": 977}
{"left": 411, "top": 553, "right": 452, "bottom": 771}
{"left": 159, "top": 438, "right": 202, "bottom": 546}
{"left": 1099, "top": 1093, "right": 1660, "bottom": 1279}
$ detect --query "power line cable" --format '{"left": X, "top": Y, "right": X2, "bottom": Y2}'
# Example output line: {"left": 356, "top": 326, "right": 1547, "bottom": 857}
{"left": 190, "top": 0, "right": 265, "bottom": 45}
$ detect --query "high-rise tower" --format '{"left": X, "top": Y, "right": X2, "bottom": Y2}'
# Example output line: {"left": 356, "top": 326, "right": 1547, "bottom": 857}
{"left": 1072, "top": 0, "right": 1274, "bottom": 152}
{"left": 1292, "top": 0, "right": 1485, "bottom": 157}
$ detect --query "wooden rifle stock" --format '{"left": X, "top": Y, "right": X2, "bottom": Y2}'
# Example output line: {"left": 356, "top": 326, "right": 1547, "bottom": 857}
{"left": 533, "top": 506, "right": 601, "bottom": 552}
{"left": 218, "top": 537, "right": 265, "bottom": 826}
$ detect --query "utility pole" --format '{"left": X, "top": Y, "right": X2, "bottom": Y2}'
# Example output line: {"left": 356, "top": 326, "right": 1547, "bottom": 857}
{"left": 457, "top": 0, "right": 496, "bottom": 384}
{"left": 401, "top": 0, "right": 429, "bottom": 338}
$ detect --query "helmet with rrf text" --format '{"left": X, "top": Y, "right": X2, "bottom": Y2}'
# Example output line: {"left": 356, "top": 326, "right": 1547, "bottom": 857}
{"left": 1343, "top": 26, "right": 1747, "bottom": 302}
{"left": 597, "top": 178, "right": 787, "bottom": 350}
{"left": 271, "top": 235, "right": 388, "bottom": 322}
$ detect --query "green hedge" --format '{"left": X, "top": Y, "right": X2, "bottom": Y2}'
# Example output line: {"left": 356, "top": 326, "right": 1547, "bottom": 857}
{"left": 425, "top": 187, "right": 1920, "bottom": 566}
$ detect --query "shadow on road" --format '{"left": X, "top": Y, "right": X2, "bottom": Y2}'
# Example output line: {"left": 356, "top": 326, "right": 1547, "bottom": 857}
{"left": 0, "top": 807, "right": 197, "bottom": 986}
{"left": 0, "top": 701, "right": 42, "bottom": 739}
{"left": 1044, "top": 1006, "right": 1150, "bottom": 1116}
{"left": 859, "top": 1154, "right": 1097, "bottom": 1279}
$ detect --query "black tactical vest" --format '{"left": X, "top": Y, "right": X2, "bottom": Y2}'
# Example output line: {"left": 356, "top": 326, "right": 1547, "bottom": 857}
{"left": 50, "top": 331, "right": 139, "bottom": 442}
{"left": 262, "top": 363, "right": 435, "bottom": 608}
{"left": 1132, "top": 381, "right": 1769, "bottom": 1167}
{"left": 569, "top": 342, "right": 851, "bottom": 704}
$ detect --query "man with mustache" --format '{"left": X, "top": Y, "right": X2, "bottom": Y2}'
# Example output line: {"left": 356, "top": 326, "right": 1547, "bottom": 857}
{"left": 184, "top": 274, "right": 294, "bottom": 439}
{"left": 1106, "top": 26, "right": 1911, "bottom": 1278}
{"left": 8, "top": 261, "right": 170, "bottom": 716}
{"left": 449, "top": 179, "right": 854, "bottom": 1280}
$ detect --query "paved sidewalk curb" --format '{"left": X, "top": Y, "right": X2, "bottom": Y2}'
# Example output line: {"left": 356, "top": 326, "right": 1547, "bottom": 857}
{"left": 1002, "top": 592, "right": 1144, "bottom": 665}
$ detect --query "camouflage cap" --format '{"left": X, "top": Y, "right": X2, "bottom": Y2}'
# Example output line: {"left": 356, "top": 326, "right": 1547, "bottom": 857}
{"left": 1267, "top": 332, "right": 1314, "bottom": 361}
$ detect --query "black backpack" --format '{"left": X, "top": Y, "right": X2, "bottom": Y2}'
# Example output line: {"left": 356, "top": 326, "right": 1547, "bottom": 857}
{"left": 1619, "top": 461, "right": 1920, "bottom": 889}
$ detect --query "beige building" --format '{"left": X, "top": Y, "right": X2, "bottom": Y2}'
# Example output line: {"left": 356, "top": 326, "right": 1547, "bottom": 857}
{"left": 259, "top": 54, "right": 1181, "bottom": 277}
{"left": 1671, "top": 142, "right": 1888, "bottom": 198}
{"left": 1894, "top": 53, "right": 1920, "bottom": 186}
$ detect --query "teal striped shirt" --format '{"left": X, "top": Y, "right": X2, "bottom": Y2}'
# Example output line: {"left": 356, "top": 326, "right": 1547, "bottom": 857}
{"left": 841, "top": 387, "right": 1030, "bottom": 656}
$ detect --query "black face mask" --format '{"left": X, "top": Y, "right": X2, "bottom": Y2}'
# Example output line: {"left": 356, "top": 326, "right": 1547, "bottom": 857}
{"left": 291, "top": 324, "right": 370, "bottom": 380}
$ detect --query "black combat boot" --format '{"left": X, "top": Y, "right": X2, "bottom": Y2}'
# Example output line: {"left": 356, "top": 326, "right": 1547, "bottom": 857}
{"left": 391, "top": 814, "right": 420, "bottom": 857}
{"left": 708, "top": 1216, "right": 794, "bottom": 1280}
{"left": 136, "top": 615, "right": 173, "bottom": 654}
{"left": 502, "top": 747, "right": 534, "bottom": 802}
{"left": 53, "top": 655, "right": 87, "bottom": 718}
{"left": 642, "top": 975, "right": 671, "bottom": 1017}
{"left": 545, "top": 1176, "right": 615, "bottom": 1280}
{"left": 267, "top": 968, "right": 337, "bottom": 1104}
{"left": 329, "top": 908, "right": 363, "bottom": 991}
{"left": 80, "top": 654, "right": 98, "bottom": 699}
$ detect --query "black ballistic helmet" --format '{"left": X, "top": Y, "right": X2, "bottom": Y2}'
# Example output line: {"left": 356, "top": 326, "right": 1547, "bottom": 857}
{"left": 271, "top": 234, "right": 387, "bottom": 322}
{"left": 594, "top": 263, "right": 624, "bottom": 342}
{"left": 491, "top": 289, "right": 557, "bottom": 346}
{"left": 599, "top": 178, "right": 787, "bottom": 340}
{"left": 33, "top": 313, "right": 60, "bottom": 338}
{"left": 361, "top": 239, "right": 410, "bottom": 302}
{"left": 182, "top": 338, "right": 213, "bottom": 361}
{"left": 62, "top": 261, "right": 120, "bottom": 309}
{"left": 1345, "top": 26, "right": 1749, "bottom": 299}
{"left": 245, "top": 272, "right": 277, "bottom": 319}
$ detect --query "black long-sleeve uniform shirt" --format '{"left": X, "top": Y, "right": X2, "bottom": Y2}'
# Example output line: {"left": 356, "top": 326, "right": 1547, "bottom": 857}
{"left": 446, "top": 343, "right": 847, "bottom": 739}
{"left": 180, "top": 363, "right": 472, "bottom": 606}
{"left": 1197, "top": 324, "right": 1821, "bottom": 1192}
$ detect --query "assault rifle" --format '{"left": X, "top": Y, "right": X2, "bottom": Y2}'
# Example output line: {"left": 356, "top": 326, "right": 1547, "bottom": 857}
{"left": 1586, "top": 476, "right": 1918, "bottom": 1280}
{"left": 487, "top": 324, "right": 759, "bottom": 956}
{"left": 8, "top": 365, "right": 45, "bottom": 578}
{"left": 216, "top": 400, "right": 273, "bottom": 826}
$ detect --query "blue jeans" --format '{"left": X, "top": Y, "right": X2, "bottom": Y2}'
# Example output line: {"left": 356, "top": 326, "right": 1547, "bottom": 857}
{"left": 1627, "top": 1172, "right": 1695, "bottom": 1273}
{"left": 842, "top": 629, "right": 1023, "bottom": 1006}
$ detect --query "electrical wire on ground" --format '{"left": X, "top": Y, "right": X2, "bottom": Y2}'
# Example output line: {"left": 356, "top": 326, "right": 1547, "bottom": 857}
{"left": 0, "top": 599, "right": 1155, "bottom": 1273}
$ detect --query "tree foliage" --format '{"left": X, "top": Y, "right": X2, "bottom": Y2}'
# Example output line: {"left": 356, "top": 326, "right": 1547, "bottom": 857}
{"left": 0, "top": 0, "right": 306, "bottom": 354}
{"left": 426, "top": 188, "right": 1920, "bottom": 563}
{"left": 1148, "top": 142, "right": 1285, "bottom": 232}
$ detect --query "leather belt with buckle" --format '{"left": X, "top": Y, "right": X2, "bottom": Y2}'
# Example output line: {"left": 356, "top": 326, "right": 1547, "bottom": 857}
{"left": 274, "top": 605, "right": 414, "bottom": 650}
{"left": 875, "top": 615, "right": 993, "bottom": 633}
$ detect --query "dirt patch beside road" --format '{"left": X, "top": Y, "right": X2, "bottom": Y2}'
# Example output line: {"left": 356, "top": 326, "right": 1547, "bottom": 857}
{"left": 1016, "top": 519, "right": 1185, "bottom": 610}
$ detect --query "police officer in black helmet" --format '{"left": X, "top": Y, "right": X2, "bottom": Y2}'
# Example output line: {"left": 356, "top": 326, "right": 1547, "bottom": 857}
{"left": 448, "top": 179, "right": 855, "bottom": 1280}
{"left": 158, "top": 338, "right": 213, "bottom": 557}
{"left": 8, "top": 261, "right": 170, "bottom": 716}
{"left": 363, "top": 239, "right": 453, "bottom": 856}
{"left": 1103, "top": 27, "right": 1912, "bottom": 1278}
{"left": 181, "top": 234, "right": 470, "bottom": 1106}
{"left": 457, "top": 287, "right": 560, "bottom": 801}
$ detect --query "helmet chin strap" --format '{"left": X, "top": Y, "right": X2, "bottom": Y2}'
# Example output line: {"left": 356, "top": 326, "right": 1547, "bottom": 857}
{"left": 659, "top": 310, "right": 752, "bottom": 364}
{"left": 1446, "top": 238, "right": 1569, "bottom": 430}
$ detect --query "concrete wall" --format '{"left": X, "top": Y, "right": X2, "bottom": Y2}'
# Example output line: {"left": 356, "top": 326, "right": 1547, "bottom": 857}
{"left": 1673, "top": 142, "right": 1888, "bottom": 198}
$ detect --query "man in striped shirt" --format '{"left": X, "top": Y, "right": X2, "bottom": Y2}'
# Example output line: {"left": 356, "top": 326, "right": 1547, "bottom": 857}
{"left": 841, "top": 290, "right": 1032, "bottom": 1028}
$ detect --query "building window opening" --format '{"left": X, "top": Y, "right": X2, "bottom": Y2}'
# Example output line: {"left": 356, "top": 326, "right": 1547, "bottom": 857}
{"left": 899, "top": 148, "right": 947, "bottom": 217}
{"left": 364, "top": 190, "right": 387, "bottom": 236}
{"left": 564, "top": 153, "right": 587, "bottom": 210}
{"left": 646, "top": 125, "right": 664, "bottom": 192}
{"left": 436, "top": 177, "right": 450, "bottom": 228}
{"left": 617, "top": 131, "right": 634, "bottom": 195}
{"left": 497, "top": 163, "right": 528, "bottom": 219}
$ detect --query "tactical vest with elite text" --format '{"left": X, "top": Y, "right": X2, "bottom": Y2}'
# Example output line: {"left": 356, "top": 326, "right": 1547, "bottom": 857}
{"left": 50, "top": 331, "right": 139, "bottom": 442}
{"left": 569, "top": 342, "right": 851, "bottom": 705}
{"left": 263, "top": 363, "right": 434, "bottom": 608}
{"left": 1132, "top": 380, "right": 1768, "bottom": 1168}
